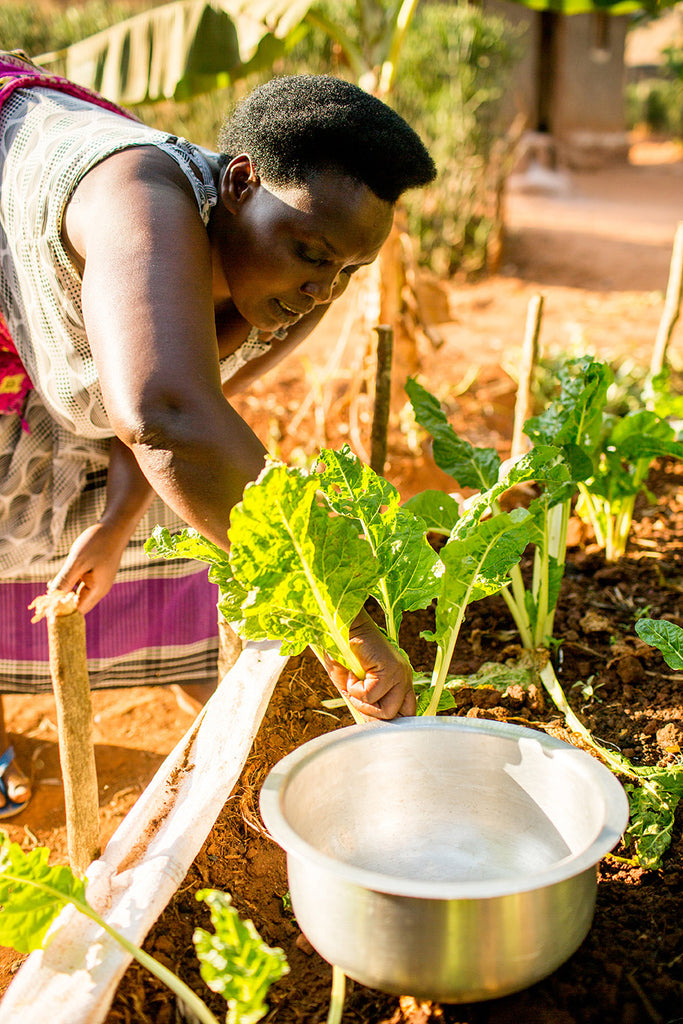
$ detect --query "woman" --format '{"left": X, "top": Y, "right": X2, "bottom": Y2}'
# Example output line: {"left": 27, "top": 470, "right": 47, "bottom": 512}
{"left": 0, "top": 53, "right": 437, "bottom": 815}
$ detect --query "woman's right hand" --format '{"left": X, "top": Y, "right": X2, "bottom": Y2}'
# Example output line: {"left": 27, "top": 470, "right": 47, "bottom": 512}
{"left": 49, "top": 522, "right": 126, "bottom": 614}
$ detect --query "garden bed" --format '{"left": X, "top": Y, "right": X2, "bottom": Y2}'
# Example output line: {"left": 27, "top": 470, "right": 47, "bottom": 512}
{"left": 107, "top": 459, "right": 683, "bottom": 1024}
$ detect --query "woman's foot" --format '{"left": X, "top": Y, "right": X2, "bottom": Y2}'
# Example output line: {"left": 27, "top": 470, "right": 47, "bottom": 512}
{"left": 0, "top": 746, "right": 31, "bottom": 817}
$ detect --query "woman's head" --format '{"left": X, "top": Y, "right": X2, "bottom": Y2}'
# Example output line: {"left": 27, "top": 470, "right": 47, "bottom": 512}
{"left": 218, "top": 75, "right": 436, "bottom": 205}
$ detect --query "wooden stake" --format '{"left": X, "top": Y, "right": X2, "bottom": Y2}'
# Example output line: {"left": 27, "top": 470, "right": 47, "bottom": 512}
{"left": 370, "top": 325, "right": 394, "bottom": 476}
{"left": 510, "top": 293, "right": 544, "bottom": 459}
{"left": 29, "top": 592, "right": 100, "bottom": 876}
{"left": 649, "top": 220, "right": 683, "bottom": 382}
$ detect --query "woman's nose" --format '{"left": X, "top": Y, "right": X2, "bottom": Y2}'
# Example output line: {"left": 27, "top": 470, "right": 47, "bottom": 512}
{"left": 301, "top": 270, "right": 339, "bottom": 304}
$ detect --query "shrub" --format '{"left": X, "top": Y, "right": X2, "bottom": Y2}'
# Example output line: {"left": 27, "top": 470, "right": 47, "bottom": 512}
{"left": 391, "top": 2, "right": 524, "bottom": 278}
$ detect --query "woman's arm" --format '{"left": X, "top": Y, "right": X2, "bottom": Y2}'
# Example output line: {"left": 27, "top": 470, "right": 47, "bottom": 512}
{"left": 65, "top": 146, "right": 268, "bottom": 552}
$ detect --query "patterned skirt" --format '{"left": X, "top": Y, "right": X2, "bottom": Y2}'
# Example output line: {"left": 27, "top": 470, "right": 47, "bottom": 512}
{"left": 0, "top": 430, "right": 221, "bottom": 696}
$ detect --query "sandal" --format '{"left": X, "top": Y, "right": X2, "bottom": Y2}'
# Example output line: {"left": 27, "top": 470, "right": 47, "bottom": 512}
{"left": 0, "top": 745, "right": 30, "bottom": 819}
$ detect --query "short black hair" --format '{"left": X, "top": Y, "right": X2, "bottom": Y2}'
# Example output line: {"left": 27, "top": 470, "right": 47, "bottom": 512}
{"left": 218, "top": 75, "right": 436, "bottom": 205}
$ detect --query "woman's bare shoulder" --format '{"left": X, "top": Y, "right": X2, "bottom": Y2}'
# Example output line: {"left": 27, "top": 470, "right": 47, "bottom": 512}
{"left": 64, "top": 144, "right": 206, "bottom": 266}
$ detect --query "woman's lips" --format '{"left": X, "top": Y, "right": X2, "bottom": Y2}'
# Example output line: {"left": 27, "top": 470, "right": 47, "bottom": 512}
{"left": 274, "top": 298, "right": 307, "bottom": 324}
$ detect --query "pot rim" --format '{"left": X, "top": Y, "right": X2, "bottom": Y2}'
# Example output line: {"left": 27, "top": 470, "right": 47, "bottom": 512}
{"left": 259, "top": 717, "right": 630, "bottom": 900}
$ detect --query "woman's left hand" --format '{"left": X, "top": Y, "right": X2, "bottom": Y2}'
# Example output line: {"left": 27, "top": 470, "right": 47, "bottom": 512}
{"left": 322, "top": 610, "right": 415, "bottom": 720}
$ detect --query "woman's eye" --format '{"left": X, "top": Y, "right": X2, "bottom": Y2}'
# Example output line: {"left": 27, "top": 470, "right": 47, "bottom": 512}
{"left": 298, "top": 247, "right": 326, "bottom": 266}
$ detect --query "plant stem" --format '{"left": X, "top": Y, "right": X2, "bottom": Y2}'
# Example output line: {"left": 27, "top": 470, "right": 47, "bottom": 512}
{"left": 500, "top": 574, "right": 533, "bottom": 648}
{"left": 542, "top": 499, "right": 570, "bottom": 642}
{"left": 577, "top": 484, "right": 607, "bottom": 549}
{"left": 612, "top": 495, "right": 636, "bottom": 561}
{"left": 311, "top": 646, "right": 368, "bottom": 725}
{"left": 426, "top": 606, "right": 466, "bottom": 716}
{"left": 95, "top": 917, "right": 220, "bottom": 1024}
{"left": 327, "top": 965, "right": 346, "bottom": 1024}
{"left": 537, "top": 659, "right": 636, "bottom": 780}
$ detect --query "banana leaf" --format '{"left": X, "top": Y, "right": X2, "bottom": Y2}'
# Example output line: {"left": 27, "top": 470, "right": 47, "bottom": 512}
{"left": 35, "top": 0, "right": 315, "bottom": 106}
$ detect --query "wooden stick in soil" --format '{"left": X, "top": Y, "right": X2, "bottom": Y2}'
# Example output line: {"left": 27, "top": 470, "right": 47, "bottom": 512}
{"left": 649, "top": 220, "right": 683, "bottom": 384}
{"left": 510, "top": 293, "right": 544, "bottom": 459}
{"left": 370, "top": 324, "right": 394, "bottom": 476}
{"left": 29, "top": 591, "right": 100, "bottom": 876}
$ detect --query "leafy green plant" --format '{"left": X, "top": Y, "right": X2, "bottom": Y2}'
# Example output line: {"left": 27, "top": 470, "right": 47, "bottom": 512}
{"left": 406, "top": 372, "right": 592, "bottom": 649}
{"left": 406, "top": 372, "right": 683, "bottom": 868}
{"left": 524, "top": 354, "right": 683, "bottom": 564}
{"left": 391, "top": 0, "right": 524, "bottom": 276}
{"left": 575, "top": 406, "right": 683, "bottom": 561}
{"left": 0, "top": 834, "right": 287, "bottom": 1024}
{"left": 146, "top": 444, "right": 548, "bottom": 717}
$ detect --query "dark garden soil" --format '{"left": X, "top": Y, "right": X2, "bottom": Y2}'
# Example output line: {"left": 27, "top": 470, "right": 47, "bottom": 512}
{"left": 1, "top": 142, "right": 683, "bottom": 1023}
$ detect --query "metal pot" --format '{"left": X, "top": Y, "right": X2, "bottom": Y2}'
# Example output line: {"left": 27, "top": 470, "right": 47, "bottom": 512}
{"left": 260, "top": 717, "right": 628, "bottom": 1003}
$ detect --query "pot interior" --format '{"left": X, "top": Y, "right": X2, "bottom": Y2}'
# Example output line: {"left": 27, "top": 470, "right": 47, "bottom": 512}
{"left": 271, "top": 719, "right": 626, "bottom": 889}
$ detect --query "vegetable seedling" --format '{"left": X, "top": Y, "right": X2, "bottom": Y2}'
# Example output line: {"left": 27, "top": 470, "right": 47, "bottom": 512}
{"left": 530, "top": 356, "right": 683, "bottom": 564}
{"left": 0, "top": 833, "right": 287, "bottom": 1024}
{"left": 406, "top": 372, "right": 592, "bottom": 649}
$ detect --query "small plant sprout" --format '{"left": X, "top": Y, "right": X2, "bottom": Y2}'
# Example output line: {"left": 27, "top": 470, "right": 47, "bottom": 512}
{"left": 571, "top": 676, "right": 604, "bottom": 705}
{"left": 0, "top": 834, "right": 287, "bottom": 1024}
{"left": 193, "top": 890, "right": 289, "bottom": 1024}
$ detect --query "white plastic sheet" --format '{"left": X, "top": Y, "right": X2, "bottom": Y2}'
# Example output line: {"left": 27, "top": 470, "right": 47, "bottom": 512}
{"left": 0, "top": 640, "right": 288, "bottom": 1023}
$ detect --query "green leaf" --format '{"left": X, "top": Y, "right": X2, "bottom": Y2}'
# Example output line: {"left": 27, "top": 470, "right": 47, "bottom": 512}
{"left": 226, "top": 463, "right": 380, "bottom": 666}
{"left": 194, "top": 890, "right": 288, "bottom": 1024}
{"left": 525, "top": 356, "right": 612, "bottom": 453}
{"left": 415, "top": 685, "right": 456, "bottom": 715}
{"left": 635, "top": 618, "right": 683, "bottom": 671}
{"left": 315, "top": 446, "right": 443, "bottom": 637}
{"left": 145, "top": 525, "right": 244, "bottom": 618}
{"left": 624, "top": 770, "right": 683, "bottom": 870}
{"left": 405, "top": 377, "right": 500, "bottom": 490}
{"left": 37, "top": 0, "right": 316, "bottom": 105}
{"left": 649, "top": 367, "right": 683, "bottom": 420}
{"left": 450, "top": 660, "right": 536, "bottom": 691}
{"left": 145, "top": 525, "right": 227, "bottom": 566}
{"left": 0, "top": 833, "right": 87, "bottom": 954}
{"left": 427, "top": 508, "right": 535, "bottom": 649}
{"left": 454, "top": 444, "right": 566, "bottom": 533}
{"left": 403, "top": 490, "right": 460, "bottom": 535}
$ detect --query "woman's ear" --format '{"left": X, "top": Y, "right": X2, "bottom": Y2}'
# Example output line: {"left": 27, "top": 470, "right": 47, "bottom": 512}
{"left": 221, "top": 153, "right": 259, "bottom": 212}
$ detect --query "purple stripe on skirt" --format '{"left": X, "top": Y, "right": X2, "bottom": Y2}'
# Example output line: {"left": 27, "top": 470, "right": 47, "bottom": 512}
{"left": 2, "top": 570, "right": 219, "bottom": 662}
